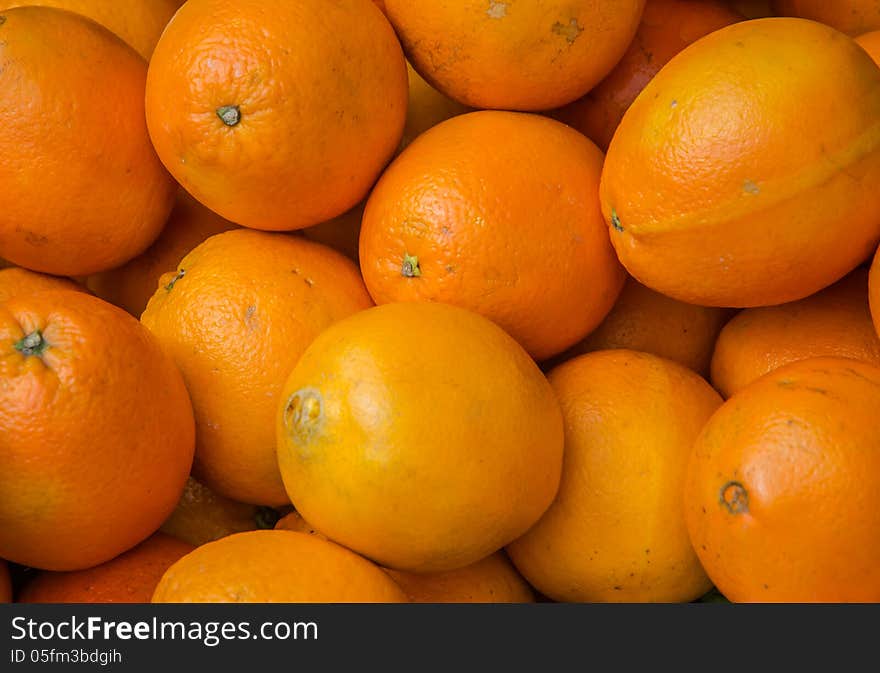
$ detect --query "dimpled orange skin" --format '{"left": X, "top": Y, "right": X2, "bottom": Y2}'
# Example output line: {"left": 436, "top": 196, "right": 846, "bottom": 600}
{"left": 773, "top": 0, "right": 880, "bottom": 35}
{"left": 275, "top": 511, "right": 535, "bottom": 603}
{"left": 549, "top": 276, "right": 733, "bottom": 376}
{"left": 360, "top": 111, "right": 626, "bottom": 361}
{"left": 0, "top": 8, "right": 176, "bottom": 277}
{"left": 0, "top": 268, "right": 85, "bottom": 305}
{"left": 276, "top": 302, "right": 564, "bottom": 573}
{"left": 855, "top": 29, "right": 880, "bottom": 64}
{"left": 383, "top": 0, "right": 645, "bottom": 111}
{"left": 18, "top": 533, "right": 194, "bottom": 604}
{"left": 685, "top": 357, "right": 880, "bottom": 602}
{"left": 141, "top": 230, "right": 373, "bottom": 506}
{"left": 0, "top": 291, "right": 195, "bottom": 571}
{"left": 152, "top": 530, "right": 409, "bottom": 603}
{"left": 507, "top": 350, "right": 721, "bottom": 603}
{"left": 600, "top": 18, "right": 880, "bottom": 308}
{"left": 145, "top": 0, "right": 407, "bottom": 232}
{"left": 549, "top": 0, "right": 741, "bottom": 150}
{"left": 160, "top": 477, "right": 282, "bottom": 547}
{"left": 0, "top": 561, "right": 10, "bottom": 602}
{"left": 88, "top": 191, "right": 238, "bottom": 317}
{"left": 712, "top": 268, "right": 880, "bottom": 398}
{"left": 0, "top": 0, "right": 181, "bottom": 59}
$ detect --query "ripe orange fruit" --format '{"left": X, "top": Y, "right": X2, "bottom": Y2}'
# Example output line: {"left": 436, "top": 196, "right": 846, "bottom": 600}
{"left": 385, "top": 554, "right": 535, "bottom": 604}
{"left": 276, "top": 302, "right": 564, "bottom": 573}
{"left": 712, "top": 269, "right": 880, "bottom": 398}
{"left": 275, "top": 511, "right": 535, "bottom": 603}
{"left": 0, "top": 7, "right": 176, "bottom": 277}
{"left": 0, "top": 268, "right": 84, "bottom": 305}
{"left": 360, "top": 111, "right": 625, "bottom": 361}
{"left": 141, "top": 229, "right": 373, "bottom": 506}
{"left": 87, "top": 191, "right": 238, "bottom": 317}
{"left": 152, "top": 530, "right": 408, "bottom": 603}
{"left": 145, "top": 0, "right": 407, "bottom": 231}
{"left": 160, "top": 477, "right": 283, "bottom": 547}
{"left": 18, "top": 533, "right": 194, "bottom": 603}
{"left": 855, "top": 29, "right": 880, "bottom": 64}
{"left": 773, "top": 0, "right": 880, "bottom": 35}
{"left": 0, "top": 0, "right": 181, "bottom": 59}
{"left": 0, "top": 561, "right": 10, "bottom": 602}
{"left": 601, "top": 18, "right": 880, "bottom": 307}
{"left": 507, "top": 350, "right": 721, "bottom": 602}
{"left": 550, "top": 276, "right": 732, "bottom": 376}
{"left": 685, "top": 357, "right": 880, "bottom": 602}
{"left": 550, "top": 0, "right": 741, "bottom": 150}
{"left": 0, "top": 290, "right": 194, "bottom": 571}
{"left": 383, "top": 0, "right": 646, "bottom": 110}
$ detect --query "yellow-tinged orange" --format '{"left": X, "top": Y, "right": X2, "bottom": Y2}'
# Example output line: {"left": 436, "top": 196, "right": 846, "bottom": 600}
{"left": 0, "top": 0, "right": 181, "bottom": 59}
{"left": 276, "top": 302, "right": 564, "bottom": 573}
{"left": 384, "top": 0, "right": 646, "bottom": 110}
{"left": 145, "top": 0, "right": 407, "bottom": 231}
{"left": 152, "top": 530, "right": 408, "bottom": 603}
{"left": 0, "top": 267, "right": 84, "bottom": 305}
{"left": 0, "top": 7, "right": 176, "bottom": 276}
{"left": 88, "top": 191, "right": 238, "bottom": 317}
{"left": 712, "top": 268, "right": 880, "bottom": 397}
{"left": 550, "top": 276, "right": 732, "bottom": 376}
{"left": 360, "top": 111, "right": 625, "bottom": 361}
{"left": 507, "top": 350, "right": 721, "bottom": 603}
{"left": 141, "top": 229, "right": 373, "bottom": 506}
{"left": 686, "top": 357, "right": 880, "bottom": 602}
{"left": 601, "top": 18, "right": 880, "bottom": 307}
{"left": 0, "top": 290, "right": 194, "bottom": 571}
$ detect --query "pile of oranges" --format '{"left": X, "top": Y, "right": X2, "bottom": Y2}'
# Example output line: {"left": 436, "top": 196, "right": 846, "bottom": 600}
{"left": 1, "top": 0, "right": 879, "bottom": 605}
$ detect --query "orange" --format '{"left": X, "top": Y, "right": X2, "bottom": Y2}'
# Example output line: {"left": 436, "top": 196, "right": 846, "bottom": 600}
{"left": 855, "top": 29, "right": 880, "bottom": 64}
{"left": 400, "top": 61, "right": 471, "bottom": 150}
{"left": 727, "top": 0, "right": 773, "bottom": 18}
{"left": 275, "top": 511, "right": 535, "bottom": 603}
{"left": 773, "top": 0, "right": 880, "bottom": 35}
{"left": 160, "top": 477, "right": 284, "bottom": 547}
{"left": 685, "top": 357, "right": 880, "bottom": 602}
{"left": 0, "top": 290, "right": 194, "bottom": 570}
{"left": 87, "top": 191, "right": 238, "bottom": 317}
{"left": 600, "top": 18, "right": 880, "bottom": 307}
{"left": 18, "top": 533, "right": 194, "bottom": 603}
{"left": 141, "top": 229, "right": 373, "bottom": 506}
{"left": 152, "top": 530, "right": 408, "bottom": 603}
{"left": 276, "top": 302, "right": 564, "bottom": 573}
{"left": 0, "top": 0, "right": 181, "bottom": 59}
{"left": 507, "top": 350, "right": 721, "bottom": 603}
{"left": 549, "top": 276, "right": 733, "bottom": 376}
{"left": 712, "top": 268, "right": 880, "bottom": 398}
{"left": 0, "top": 268, "right": 84, "bottom": 305}
{"left": 383, "top": 0, "right": 646, "bottom": 110}
{"left": 360, "top": 111, "right": 625, "bottom": 361}
{"left": 0, "top": 561, "right": 10, "bottom": 602}
{"left": 145, "top": 0, "right": 407, "bottom": 231}
{"left": 0, "top": 7, "right": 176, "bottom": 277}
{"left": 550, "top": 0, "right": 741, "bottom": 150}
